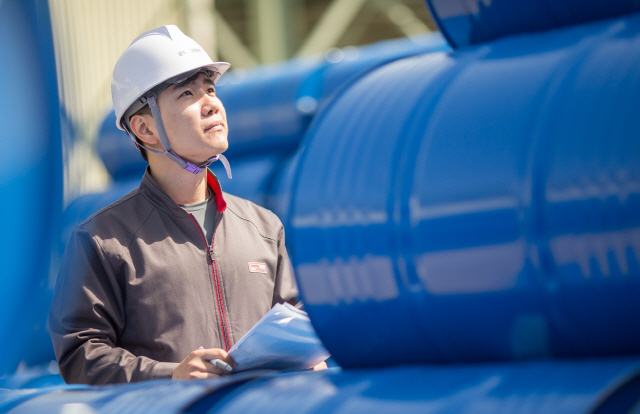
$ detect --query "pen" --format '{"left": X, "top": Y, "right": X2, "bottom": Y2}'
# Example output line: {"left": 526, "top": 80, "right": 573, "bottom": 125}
{"left": 198, "top": 346, "right": 234, "bottom": 372}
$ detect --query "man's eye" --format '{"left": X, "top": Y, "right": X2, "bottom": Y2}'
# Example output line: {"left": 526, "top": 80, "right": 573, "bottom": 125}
{"left": 180, "top": 90, "right": 193, "bottom": 97}
{"left": 208, "top": 88, "right": 216, "bottom": 94}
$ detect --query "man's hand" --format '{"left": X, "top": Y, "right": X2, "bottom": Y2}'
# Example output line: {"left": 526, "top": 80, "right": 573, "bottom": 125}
{"left": 172, "top": 348, "right": 237, "bottom": 380}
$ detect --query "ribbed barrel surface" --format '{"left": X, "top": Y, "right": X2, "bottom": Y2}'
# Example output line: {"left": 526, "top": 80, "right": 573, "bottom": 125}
{"left": 290, "top": 12, "right": 640, "bottom": 367}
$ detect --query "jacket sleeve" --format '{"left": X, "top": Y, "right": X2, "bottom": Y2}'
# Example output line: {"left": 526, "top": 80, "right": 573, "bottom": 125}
{"left": 48, "top": 227, "right": 178, "bottom": 385}
{"left": 271, "top": 224, "right": 299, "bottom": 307}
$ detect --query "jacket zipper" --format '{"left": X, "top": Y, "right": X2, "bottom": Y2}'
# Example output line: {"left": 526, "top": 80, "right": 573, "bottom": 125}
{"left": 187, "top": 213, "right": 231, "bottom": 351}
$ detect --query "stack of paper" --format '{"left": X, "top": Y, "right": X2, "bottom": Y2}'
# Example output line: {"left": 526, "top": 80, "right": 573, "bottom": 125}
{"left": 229, "top": 303, "right": 330, "bottom": 372}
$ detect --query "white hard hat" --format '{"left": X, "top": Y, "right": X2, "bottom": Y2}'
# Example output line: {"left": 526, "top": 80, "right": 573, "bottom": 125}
{"left": 111, "top": 25, "right": 230, "bottom": 131}
{"left": 110, "top": 25, "right": 232, "bottom": 178}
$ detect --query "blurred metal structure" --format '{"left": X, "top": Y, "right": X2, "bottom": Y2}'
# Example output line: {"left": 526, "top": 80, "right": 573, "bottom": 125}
{"left": 296, "top": 0, "right": 371, "bottom": 57}
{"left": 186, "top": 0, "right": 218, "bottom": 60}
{"left": 296, "top": 0, "right": 431, "bottom": 57}
{"left": 248, "top": 0, "right": 295, "bottom": 63}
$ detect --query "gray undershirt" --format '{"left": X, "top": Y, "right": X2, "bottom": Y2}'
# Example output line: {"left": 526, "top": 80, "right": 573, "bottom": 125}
{"left": 180, "top": 194, "right": 217, "bottom": 245}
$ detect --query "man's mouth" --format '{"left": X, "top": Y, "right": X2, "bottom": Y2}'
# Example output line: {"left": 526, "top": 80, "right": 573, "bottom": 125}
{"left": 205, "top": 121, "right": 224, "bottom": 132}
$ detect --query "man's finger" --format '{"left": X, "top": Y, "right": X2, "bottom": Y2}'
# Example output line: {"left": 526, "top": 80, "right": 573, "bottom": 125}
{"left": 190, "top": 370, "right": 219, "bottom": 380}
{"left": 198, "top": 348, "right": 229, "bottom": 360}
{"left": 212, "top": 358, "right": 234, "bottom": 372}
{"left": 203, "top": 359, "right": 233, "bottom": 374}
{"left": 222, "top": 355, "right": 237, "bottom": 369}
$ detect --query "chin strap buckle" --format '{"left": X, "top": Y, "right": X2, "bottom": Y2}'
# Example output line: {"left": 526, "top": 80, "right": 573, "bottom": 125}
{"left": 183, "top": 163, "right": 203, "bottom": 175}
{"left": 183, "top": 154, "right": 232, "bottom": 178}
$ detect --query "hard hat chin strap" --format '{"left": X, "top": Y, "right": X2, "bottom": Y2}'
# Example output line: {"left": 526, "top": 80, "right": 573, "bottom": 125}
{"left": 138, "top": 92, "right": 232, "bottom": 178}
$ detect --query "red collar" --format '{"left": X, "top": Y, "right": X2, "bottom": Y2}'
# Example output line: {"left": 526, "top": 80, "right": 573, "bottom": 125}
{"left": 207, "top": 170, "right": 227, "bottom": 213}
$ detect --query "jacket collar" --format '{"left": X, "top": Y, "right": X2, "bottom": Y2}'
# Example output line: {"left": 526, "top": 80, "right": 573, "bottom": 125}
{"left": 207, "top": 169, "right": 227, "bottom": 213}
{"left": 139, "top": 166, "right": 227, "bottom": 217}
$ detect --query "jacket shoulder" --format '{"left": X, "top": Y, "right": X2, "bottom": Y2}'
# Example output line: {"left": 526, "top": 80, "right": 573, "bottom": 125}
{"left": 222, "top": 192, "right": 283, "bottom": 236}
{"left": 76, "top": 187, "right": 153, "bottom": 241}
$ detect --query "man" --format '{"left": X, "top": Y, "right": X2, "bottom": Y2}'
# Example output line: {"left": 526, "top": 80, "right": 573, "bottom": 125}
{"left": 48, "top": 25, "right": 300, "bottom": 384}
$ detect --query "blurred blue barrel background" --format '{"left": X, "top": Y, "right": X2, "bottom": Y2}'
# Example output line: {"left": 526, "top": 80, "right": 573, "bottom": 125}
{"left": 0, "top": 0, "right": 62, "bottom": 376}
{"left": 427, "top": 0, "right": 640, "bottom": 48}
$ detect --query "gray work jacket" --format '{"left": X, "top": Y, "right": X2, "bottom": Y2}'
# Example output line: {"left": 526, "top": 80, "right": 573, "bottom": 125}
{"left": 48, "top": 168, "right": 298, "bottom": 385}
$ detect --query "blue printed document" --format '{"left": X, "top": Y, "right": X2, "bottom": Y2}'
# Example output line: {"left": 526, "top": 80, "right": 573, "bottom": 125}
{"left": 228, "top": 303, "right": 330, "bottom": 372}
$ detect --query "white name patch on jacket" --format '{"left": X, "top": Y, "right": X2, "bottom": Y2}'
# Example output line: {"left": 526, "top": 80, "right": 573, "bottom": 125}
{"left": 248, "top": 262, "right": 267, "bottom": 273}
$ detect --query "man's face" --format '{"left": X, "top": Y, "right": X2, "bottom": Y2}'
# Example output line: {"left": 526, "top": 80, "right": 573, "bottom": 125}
{"left": 156, "top": 72, "right": 228, "bottom": 163}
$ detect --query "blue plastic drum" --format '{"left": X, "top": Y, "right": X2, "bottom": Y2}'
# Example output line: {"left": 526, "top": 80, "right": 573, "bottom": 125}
{"left": 290, "top": 11, "right": 640, "bottom": 367}
{"left": 0, "top": 0, "right": 62, "bottom": 374}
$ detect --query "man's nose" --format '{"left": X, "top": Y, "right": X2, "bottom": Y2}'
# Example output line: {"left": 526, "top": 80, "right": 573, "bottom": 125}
{"left": 201, "top": 94, "right": 219, "bottom": 115}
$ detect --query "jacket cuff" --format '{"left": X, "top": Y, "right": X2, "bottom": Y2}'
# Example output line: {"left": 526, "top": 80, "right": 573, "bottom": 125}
{"left": 150, "top": 361, "right": 179, "bottom": 379}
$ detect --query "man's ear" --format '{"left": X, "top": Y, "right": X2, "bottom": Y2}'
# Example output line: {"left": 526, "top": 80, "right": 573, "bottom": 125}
{"left": 129, "top": 114, "right": 160, "bottom": 147}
